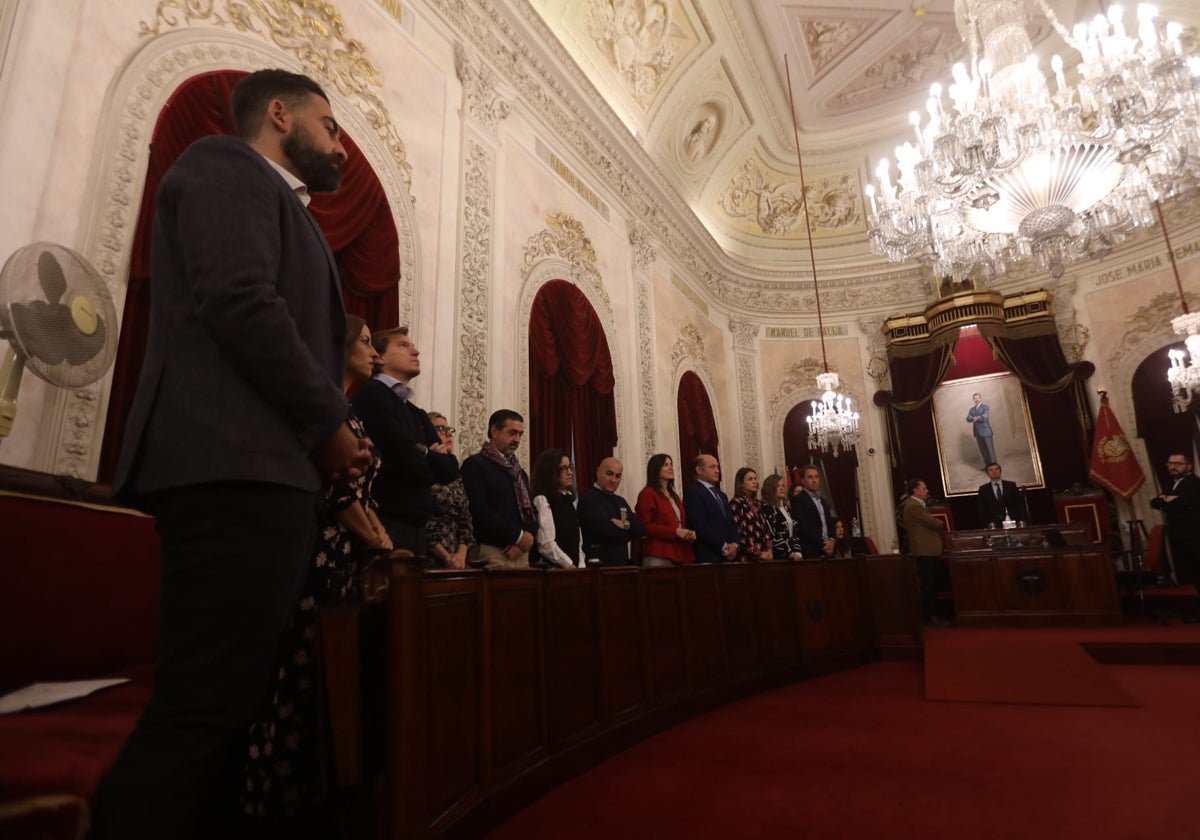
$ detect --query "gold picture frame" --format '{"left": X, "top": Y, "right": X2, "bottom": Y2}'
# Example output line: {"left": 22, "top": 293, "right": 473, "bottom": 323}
{"left": 930, "top": 371, "right": 1045, "bottom": 497}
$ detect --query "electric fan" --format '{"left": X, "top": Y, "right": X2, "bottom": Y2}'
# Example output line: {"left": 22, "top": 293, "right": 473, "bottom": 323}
{"left": 0, "top": 242, "right": 117, "bottom": 437}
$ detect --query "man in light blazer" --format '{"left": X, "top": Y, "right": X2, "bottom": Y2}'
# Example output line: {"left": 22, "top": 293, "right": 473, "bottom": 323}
{"left": 790, "top": 465, "right": 836, "bottom": 559}
{"left": 101, "top": 70, "right": 369, "bottom": 839}
{"left": 900, "top": 478, "right": 949, "bottom": 626}
{"left": 683, "top": 453, "right": 740, "bottom": 564}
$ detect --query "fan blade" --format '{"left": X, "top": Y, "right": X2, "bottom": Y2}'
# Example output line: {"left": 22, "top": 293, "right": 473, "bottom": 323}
{"left": 37, "top": 250, "right": 67, "bottom": 304}
{"left": 10, "top": 301, "right": 107, "bottom": 366}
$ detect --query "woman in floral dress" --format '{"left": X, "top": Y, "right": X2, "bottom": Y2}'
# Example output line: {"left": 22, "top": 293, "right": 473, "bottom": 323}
{"left": 729, "top": 467, "right": 773, "bottom": 562}
{"left": 423, "top": 411, "right": 475, "bottom": 569}
{"left": 242, "top": 315, "right": 391, "bottom": 822}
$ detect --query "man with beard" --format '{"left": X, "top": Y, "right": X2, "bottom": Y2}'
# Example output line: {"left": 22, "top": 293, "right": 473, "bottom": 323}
{"left": 1150, "top": 452, "right": 1200, "bottom": 612}
{"left": 461, "top": 410, "right": 538, "bottom": 568}
{"left": 97, "top": 69, "right": 369, "bottom": 839}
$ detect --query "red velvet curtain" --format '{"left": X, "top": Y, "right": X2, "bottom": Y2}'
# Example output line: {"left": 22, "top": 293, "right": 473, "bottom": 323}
{"left": 1133, "top": 344, "right": 1199, "bottom": 492}
{"left": 677, "top": 370, "right": 719, "bottom": 488}
{"left": 97, "top": 70, "right": 401, "bottom": 484}
{"left": 527, "top": 280, "right": 617, "bottom": 481}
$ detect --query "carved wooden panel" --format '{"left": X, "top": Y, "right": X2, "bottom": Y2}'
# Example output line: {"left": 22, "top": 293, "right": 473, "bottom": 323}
{"left": 719, "top": 564, "right": 760, "bottom": 675}
{"left": 682, "top": 566, "right": 728, "bottom": 686}
{"left": 599, "top": 569, "right": 646, "bottom": 721}
{"left": 752, "top": 561, "right": 799, "bottom": 665}
{"left": 823, "top": 560, "right": 872, "bottom": 651}
{"left": 487, "top": 574, "right": 545, "bottom": 778}
{"left": 1058, "top": 550, "right": 1121, "bottom": 611}
{"left": 543, "top": 571, "right": 600, "bottom": 750}
{"left": 862, "top": 554, "right": 922, "bottom": 657}
{"left": 424, "top": 580, "right": 483, "bottom": 826}
{"left": 794, "top": 563, "right": 831, "bottom": 654}
{"left": 641, "top": 569, "right": 688, "bottom": 700}
{"left": 992, "top": 554, "right": 1066, "bottom": 612}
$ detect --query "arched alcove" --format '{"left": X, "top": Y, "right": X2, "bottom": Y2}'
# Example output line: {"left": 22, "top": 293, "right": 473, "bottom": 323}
{"left": 677, "top": 370, "right": 719, "bottom": 488}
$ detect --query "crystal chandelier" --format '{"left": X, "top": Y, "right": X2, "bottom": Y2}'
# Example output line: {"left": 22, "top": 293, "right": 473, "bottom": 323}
{"left": 1153, "top": 202, "right": 1200, "bottom": 411}
{"left": 785, "top": 57, "right": 862, "bottom": 457}
{"left": 864, "top": 0, "right": 1200, "bottom": 282}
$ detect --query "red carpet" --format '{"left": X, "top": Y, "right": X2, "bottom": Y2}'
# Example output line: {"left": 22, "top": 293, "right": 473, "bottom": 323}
{"left": 489, "top": 662, "right": 1200, "bottom": 839}
{"left": 923, "top": 629, "right": 1139, "bottom": 706}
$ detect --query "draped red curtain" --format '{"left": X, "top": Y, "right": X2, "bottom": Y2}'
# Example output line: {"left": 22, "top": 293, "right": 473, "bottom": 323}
{"left": 781, "top": 401, "right": 859, "bottom": 529}
{"left": 677, "top": 370, "right": 719, "bottom": 488}
{"left": 97, "top": 69, "right": 401, "bottom": 484}
{"left": 527, "top": 280, "right": 617, "bottom": 480}
{"left": 1133, "top": 344, "right": 1199, "bottom": 491}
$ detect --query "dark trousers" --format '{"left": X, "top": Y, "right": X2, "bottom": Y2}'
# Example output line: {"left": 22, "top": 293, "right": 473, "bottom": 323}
{"left": 974, "top": 434, "right": 997, "bottom": 468}
{"left": 93, "top": 482, "right": 319, "bottom": 840}
{"left": 915, "top": 555, "right": 940, "bottom": 620}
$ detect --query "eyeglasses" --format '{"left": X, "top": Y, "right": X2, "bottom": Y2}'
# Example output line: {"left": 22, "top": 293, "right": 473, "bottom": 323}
{"left": 558, "top": 464, "right": 574, "bottom": 472}
{"left": 433, "top": 425, "right": 456, "bottom": 435}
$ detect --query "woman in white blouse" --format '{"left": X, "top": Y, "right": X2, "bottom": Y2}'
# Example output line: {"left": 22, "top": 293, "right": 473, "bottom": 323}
{"left": 529, "top": 447, "right": 583, "bottom": 568}
{"left": 761, "top": 473, "right": 805, "bottom": 560}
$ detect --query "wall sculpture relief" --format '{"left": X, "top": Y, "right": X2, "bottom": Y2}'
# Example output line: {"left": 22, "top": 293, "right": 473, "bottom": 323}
{"left": 636, "top": 280, "right": 658, "bottom": 457}
{"left": 802, "top": 17, "right": 872, "bottom": 77}
{"left": 671, "top": 322, "right": 707, "bottom": 377}
{"left": 585, "top": 0, "right": 691, "bottom": 106}
{"left": 767, "top": 358, "right": 829, "bottom": 422}
{"left": 728, "top": 317, "right": 758, "bottom": 351}
{"left": 1105, "top": 289, "right": 1196, "bottom": 375}
{"left": 454, "top": 42, "right": 512, "bottom": 134}
{"left": 521, "top": 212, "right": 611, "bottom": 312}
{"left": 628, "top": 220, "right": 657, "bottom": 271}
{"left": 719, "top": 157, "right": 863, "bottom": 238}
{"left": 736, "top": 353, "right": 762, "bottom": 471}
{"left": 455, "top": 138, "right": 496, "bottom": 456}
{"left": 856, "top": 315, "right": 892, "bottom": 389}
{"left": 140, "top": 0, "right": 413, "bottom": 189}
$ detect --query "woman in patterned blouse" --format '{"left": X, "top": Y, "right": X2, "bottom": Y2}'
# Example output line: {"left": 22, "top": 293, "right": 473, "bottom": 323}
{"left": 761, "top": 473, "right": 805, "bottom": 560}
{"left": 729, "top": 467, "right": 773, "bottom": 562}
{"left": 423, "top": 412, "right": 476, "bottom": 569}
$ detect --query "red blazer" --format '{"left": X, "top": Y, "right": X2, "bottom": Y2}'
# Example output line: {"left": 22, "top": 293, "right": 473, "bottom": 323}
{"left": 635, "top": 486, "right": 694, "bottom": 564}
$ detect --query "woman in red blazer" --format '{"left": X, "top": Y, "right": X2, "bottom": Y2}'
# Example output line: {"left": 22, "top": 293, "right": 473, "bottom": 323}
{"left": 635, "top": 453, "right": 697, "bottom": 566}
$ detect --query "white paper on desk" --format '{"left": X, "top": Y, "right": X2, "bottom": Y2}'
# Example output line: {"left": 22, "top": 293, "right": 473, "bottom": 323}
{"left": 0, "top": 678, "right": 131, "bottom": 714}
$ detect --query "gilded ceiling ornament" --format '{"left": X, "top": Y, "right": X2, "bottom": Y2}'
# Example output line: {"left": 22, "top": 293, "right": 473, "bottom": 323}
{"left": 585, "top": 0, "right": 681, "bottom": 106}
{"left": 139, "top": 0, "right": 412, "bottom": 189}
{"left": 719, "top": 158, "right": 863, "bottom": 238}
{"left": 521, "top": 212, "right": 609, "bottom": 310}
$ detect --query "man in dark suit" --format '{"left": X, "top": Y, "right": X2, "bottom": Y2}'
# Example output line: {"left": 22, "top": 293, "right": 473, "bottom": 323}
{"left": 460, "top": 409, "right": 538, "bottom": 568}
{"left": 578, "top": 457, "right": 645, "bottom": 565}
{"left": 352, "top": 326, "right": 458, "bottom": 552}
{"left": 99, "top": 70, "right": 369, "bottom": 838}
{"left": 976, "top": 462, "right": 1028, "bottom": 527}
{"left": 682, "top": 453, "right": 740, "bottom": 563}
{"left": 1150, "top": 452, "right": 1200, "bottom": 604}
{"left": 790, "top": 465, "right": 836, "bottom": 559}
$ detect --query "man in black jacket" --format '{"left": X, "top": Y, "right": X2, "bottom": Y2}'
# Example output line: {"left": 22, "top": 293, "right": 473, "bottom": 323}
{"left": 1150, "top": 452, "right": 1200, "bottom": 603}
{"left": 352, "top": 326, "right": 459, "bottom": 551}
{"left": 578, "top": 457, "right": 645, "bottom": 565}
{"left": 790, "top": 465, "right": 836, "bottom": 559}
{"left": 976, "top": 462, "right": 1027, "bottom": 527}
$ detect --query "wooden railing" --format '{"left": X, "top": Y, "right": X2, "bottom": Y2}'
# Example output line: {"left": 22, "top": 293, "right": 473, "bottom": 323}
{"left": 362, "top": 555, "right": 920, "bottom": 837}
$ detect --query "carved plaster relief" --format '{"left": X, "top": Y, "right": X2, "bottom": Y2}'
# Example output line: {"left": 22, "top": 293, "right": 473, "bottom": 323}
{"left": 823, "top": 20, "right": 963, "bottom": 115}
{"left": 800, "top": 15, "right": 876, "bottom": 79}
{"left": 715, "top": 278, "right": 928, "bottom": 315}
{"left": 140, "top": 0, "right": 413, "bottom": 189}
{"left": 728, "top": 318, "right": 758, "bottom": 351}
{"left": 680, "top": 105, "right": 720, "bottom": 167}
{"left": 583, "top": 0, "right": 698, "bottom": 108}
{"left": 636, "top": 280, "right": 657, "bottom": 457}
{"left": 736, "top": 353, "right": 761, "bottom": 470}
{"left": 628, "top": 220, "right": 657, "bottom": 271}
{"left": 671, "top": 322, "right": 707, "bottom": 377}
{"left": 856, "top": 315, "right": 892, "bottom": 389}
{"left": 455, "top": 137, "right": 496, "bottom": 457}
{"left": 455, "top": 42, "right": 512, "bottom": 134}
{"left": 1106, "top": 290, "right": 1197, "bottom": 374}
{"left": 521, "top": 212, "right": 611, "bottom": 312}
{"left": 768, "top": 358, "right": 834, "bottom": 421}
{"left": 718, "top": 156, "right": 864, "bottom": 238}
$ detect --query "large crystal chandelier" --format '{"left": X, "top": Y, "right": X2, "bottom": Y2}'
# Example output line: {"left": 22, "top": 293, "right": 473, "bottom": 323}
{"left": 785, "top": 57, "right": 862, "bottom": 457}
{"left": 864, "top": 0, "right": 1200, "bottom": 282}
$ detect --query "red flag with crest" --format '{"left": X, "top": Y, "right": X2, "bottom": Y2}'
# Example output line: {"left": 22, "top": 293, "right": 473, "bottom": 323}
{"left": 1089, "top": 393, "right": 1145, "bottom": 499}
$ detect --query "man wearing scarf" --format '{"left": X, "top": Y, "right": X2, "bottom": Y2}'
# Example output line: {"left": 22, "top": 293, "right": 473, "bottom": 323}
{"left": 461, "top": 409, "right": 538, "bottom": 568}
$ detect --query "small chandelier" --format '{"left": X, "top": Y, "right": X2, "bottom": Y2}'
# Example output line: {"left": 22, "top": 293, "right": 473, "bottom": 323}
{"left": 1156, "top": 203, "right": 1200, "bottom": 412}
{"left": 786, "top": 57, "right": 862, "bottom": 457}
{"left": 864, "top": 0, "right": 1200, "bottom": 283}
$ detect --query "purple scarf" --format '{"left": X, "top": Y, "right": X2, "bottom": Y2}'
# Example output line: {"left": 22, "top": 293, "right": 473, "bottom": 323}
{"left": 481, "top": 442, "right": 536, "bottom": 530}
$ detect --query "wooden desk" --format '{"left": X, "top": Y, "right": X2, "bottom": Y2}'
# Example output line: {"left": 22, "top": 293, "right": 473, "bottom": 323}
{"left": 946, "top": 526, "right": 1120, "bottom": 627}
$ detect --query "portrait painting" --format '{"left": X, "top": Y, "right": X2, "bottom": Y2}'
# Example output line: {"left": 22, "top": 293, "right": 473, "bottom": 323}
{"left": 930, "top": 372, "right": 1044, "bottom": 497}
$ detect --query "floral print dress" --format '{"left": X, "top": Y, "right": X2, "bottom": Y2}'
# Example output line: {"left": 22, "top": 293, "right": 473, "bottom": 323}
{"left": 241, "top": 411, "right": 380, "bottom": 817}
{"left": 730, "top": 494, "right": 772, "bottom": 562}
